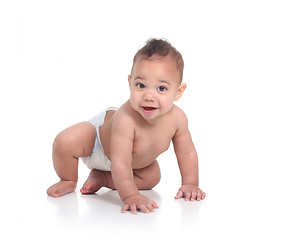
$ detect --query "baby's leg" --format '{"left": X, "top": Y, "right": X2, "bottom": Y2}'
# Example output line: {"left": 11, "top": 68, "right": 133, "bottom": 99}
{"left": 81, "top": 160, "right": 161, "bottom": 194}
{"left": 47, "top": 122, "right": 96, "bottom": 198}
{"left": 132, "top": 160, "right": 161, "bottom": 190}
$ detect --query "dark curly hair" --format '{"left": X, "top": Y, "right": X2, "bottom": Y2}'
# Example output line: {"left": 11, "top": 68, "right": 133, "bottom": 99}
{"left": 132, "top": 38, "right": 184, "bottom": 82}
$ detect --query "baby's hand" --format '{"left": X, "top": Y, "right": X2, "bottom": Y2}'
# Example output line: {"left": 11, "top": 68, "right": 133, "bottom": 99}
{"left": 175, "top": 184, "right": 206, "bottom": 202}
{"left": 121, "top": 193, "right": 159, "bottom": 214}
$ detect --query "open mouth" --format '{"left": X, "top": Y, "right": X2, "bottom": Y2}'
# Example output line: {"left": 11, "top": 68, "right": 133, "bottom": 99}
{"left": 142, "top": 106, "right": 157, "bottom": 114}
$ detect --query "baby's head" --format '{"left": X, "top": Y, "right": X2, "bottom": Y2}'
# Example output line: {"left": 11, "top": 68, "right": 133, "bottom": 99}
{"left": 129, "top": 39, "right": 187, "bottom": 121}
{"left": 131, "top": 39, "right": 184, "bottom": 83}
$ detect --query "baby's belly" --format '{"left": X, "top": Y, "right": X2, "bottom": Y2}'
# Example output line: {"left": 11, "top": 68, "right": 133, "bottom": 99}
{"left": 131, "top": 152, "right": 160, "bottom": 169}
{"left": 131, "top": 141, "right": 170, "bottom": 169}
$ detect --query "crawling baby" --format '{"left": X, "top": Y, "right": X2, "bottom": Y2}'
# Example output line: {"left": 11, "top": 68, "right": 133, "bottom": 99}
{"left": 47, "top": 38, "right": 205, "bottom": 214}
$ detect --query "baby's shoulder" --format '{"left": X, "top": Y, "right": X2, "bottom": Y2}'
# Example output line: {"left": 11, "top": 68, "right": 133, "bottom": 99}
{"left": 113, "top": 106, "right": 134, "bottom": 125}
{"left": 170, "top": 105, "right": 188, "bottom": 123}
{"left": 169, "top": 105, "right": 189, "bottom": 133}
{"left": 111, "top": 102, "right": 138, "bottom": 129}
{"left": 110, "top": 104, "right": 136, "bottom": 139}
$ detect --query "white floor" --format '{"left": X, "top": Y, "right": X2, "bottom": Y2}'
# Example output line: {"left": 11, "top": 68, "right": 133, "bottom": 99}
{"left": 2, "top": 143, "right": 289, "bottom": 239}
{"left": 1, "top": 1, "right": 289, "bottom": 239}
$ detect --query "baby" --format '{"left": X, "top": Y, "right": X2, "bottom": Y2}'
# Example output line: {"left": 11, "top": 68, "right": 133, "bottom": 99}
{"left": 47, "top": 39, "right": 206, "bottom": 214}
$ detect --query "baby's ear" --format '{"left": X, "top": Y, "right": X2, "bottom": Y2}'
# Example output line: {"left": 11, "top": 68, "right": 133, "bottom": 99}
{"left": 128, "top": 75, "right": 132, "bottom": 89}
{"left": 175, "top": 83, "right": 187, "bottom": 101}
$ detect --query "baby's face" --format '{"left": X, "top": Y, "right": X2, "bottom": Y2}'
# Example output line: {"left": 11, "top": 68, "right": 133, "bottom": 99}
{"left": 129, "top": 56, "right": 185, "bottom": 121}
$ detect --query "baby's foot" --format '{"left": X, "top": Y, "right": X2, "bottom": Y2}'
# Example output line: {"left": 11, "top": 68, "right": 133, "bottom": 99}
{"left": 80, "top": 169, "right": 107, "bottom": 194}
{"left": 47, "top": 180, "right": 77, "bottom": 198}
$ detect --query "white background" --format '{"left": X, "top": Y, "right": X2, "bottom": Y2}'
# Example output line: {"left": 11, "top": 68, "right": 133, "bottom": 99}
{"left": 1, "top": 0, "right": 288, "bottom": 239}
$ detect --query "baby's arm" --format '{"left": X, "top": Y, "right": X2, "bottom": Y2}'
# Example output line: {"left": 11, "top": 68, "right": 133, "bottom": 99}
{"left": 172, "top": 109, "right": 205, "bottom": 201}
{"left": 110, "top": 113, "right": 157, "bottom": 214}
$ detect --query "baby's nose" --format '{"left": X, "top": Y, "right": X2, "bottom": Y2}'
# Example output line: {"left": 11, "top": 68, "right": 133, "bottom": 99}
{"left": 144, "top": 91, "right": 155, "bottom": 102}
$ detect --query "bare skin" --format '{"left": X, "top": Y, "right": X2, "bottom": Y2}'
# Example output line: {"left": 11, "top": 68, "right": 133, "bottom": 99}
{"left": 80, "top": 160, "right": 161, "bottom": 195}
{"left": 47, "top": 122, "right": 96, "bottom": 198}
{"left": 47, "top": 110, "right": 162, "bottom": 199}
{"left": 47, "top": 56, "right": 206, "bottom": 214}
{"left": 80, "top": 169, "right": 107, "bottom": 194}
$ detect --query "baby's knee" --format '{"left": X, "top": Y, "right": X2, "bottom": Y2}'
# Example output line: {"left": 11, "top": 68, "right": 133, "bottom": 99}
{"left": 53, "top": 133, "right": 66, "bottom": 153}
{"left": 148, "top": 161, "right": 161, "bottom": 188}
{"left": 144, "top": 174, "right": 160, "bottom": 190}
{"left": 150, "top": 172, "right": 161, "bottom": 189}
{"left": 53, "top": 131, "right": 78, "bottom": 155}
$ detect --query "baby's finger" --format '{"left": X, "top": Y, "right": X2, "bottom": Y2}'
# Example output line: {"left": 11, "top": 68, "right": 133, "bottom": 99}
{"left": 150, "top": 200, "right": 159, "bottom": 209}
{"left": 196, "top": 190, "right": 202, "bottom": 201}
{"left": 190, "top": 191, "right": 197, "bottom": 201}
{"left": 174, "top": 189, "right": 184, "bottom": 199}
{"left": 201, "top": 192, "right": 206, "bottom": 200}
{"left": 121, "top": 204, "right": 130, "bottom": 213}
{"left": 185, "top": 193, "right": 191, "bottom": 201}
{"left": 139, "top": 204, "right": 150, "bottom": 214}
{"left": 130, "top": 204, "right": 138, "bottom": 215}
{"left": 145, "top": 203, "right": 155, "bottom": 213}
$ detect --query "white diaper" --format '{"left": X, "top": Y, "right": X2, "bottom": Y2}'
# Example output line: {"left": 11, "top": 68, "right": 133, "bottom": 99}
{"left": 79, "top": 107, "right": 117, "bottom": 171}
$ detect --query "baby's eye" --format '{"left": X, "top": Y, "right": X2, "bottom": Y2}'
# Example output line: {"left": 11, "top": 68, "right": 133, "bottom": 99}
{"left": 136, "top": 83, "right": 146, "bottom": 89}
{"left": 158, "top": 86, "right": 167, "bottom": 92}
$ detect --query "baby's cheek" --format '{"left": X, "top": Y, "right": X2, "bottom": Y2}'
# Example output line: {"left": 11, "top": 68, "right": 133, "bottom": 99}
{"left": 129, "top": 96, "right": 138, "bottom": 109}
